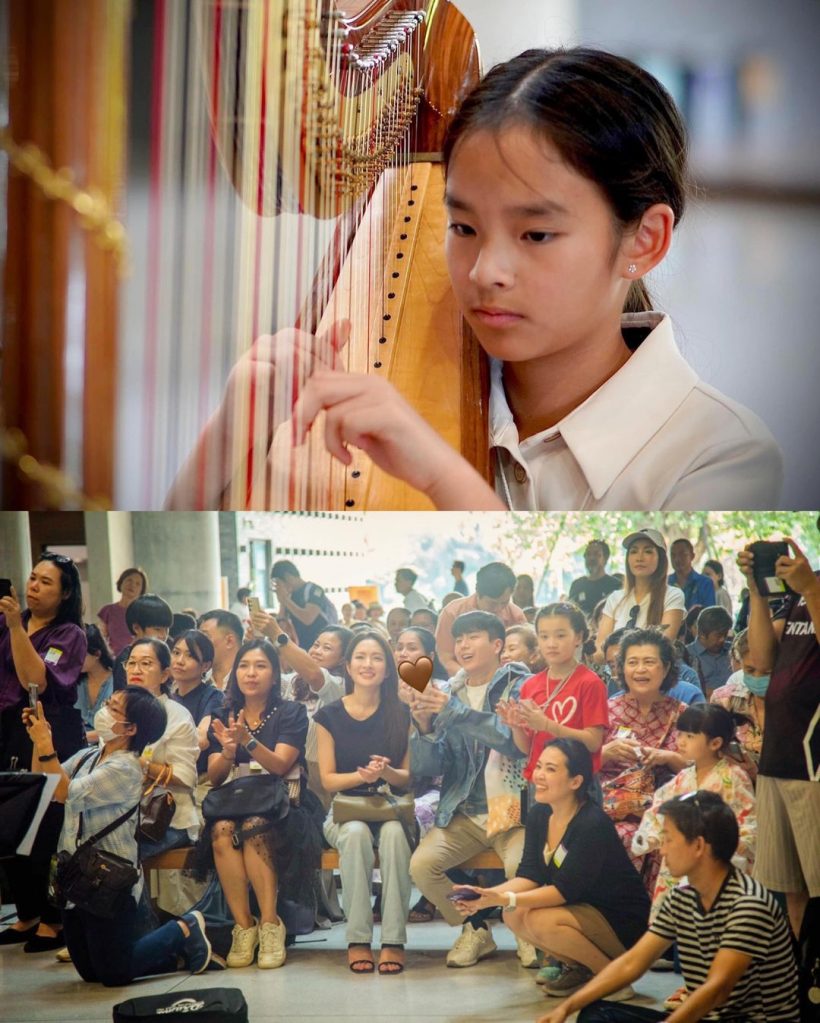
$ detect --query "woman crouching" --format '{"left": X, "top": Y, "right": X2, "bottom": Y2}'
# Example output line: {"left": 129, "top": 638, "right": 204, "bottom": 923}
{"left": 451, "top": 739, "right": 649, "bottom": 1000}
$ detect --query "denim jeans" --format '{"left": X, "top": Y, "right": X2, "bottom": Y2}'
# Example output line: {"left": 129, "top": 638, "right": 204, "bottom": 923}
{"left": 578, "top": 1004, "right": 666, "bottom": 1022}
{"left": 62, "top": 895, "right": 187, "bottom": 986}
{"left": 138, "top": 825, "right": 190, "bottom": 860}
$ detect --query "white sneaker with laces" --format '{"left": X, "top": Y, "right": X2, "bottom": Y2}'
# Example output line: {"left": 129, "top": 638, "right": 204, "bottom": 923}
{"left": 226, "top": 919, "right": 258, "bottom": 968}
{"left": 446, "top": 922, "right": 497, "bottom": 968}
{"left": 516, "top": 937, "right": 539, "bottom": 968}
{"left": 257, "top": 919, "right": 287, "bottom": 969}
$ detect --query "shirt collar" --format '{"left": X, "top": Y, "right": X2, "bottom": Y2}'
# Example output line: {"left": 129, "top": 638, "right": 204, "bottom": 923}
{"left": 489, "top": 313, "right": 699, "bottom": 499}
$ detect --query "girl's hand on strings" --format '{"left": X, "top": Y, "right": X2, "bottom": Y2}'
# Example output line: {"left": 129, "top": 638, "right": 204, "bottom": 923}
{"left": 292, "top": 369, "right": 504, "bottom": 510}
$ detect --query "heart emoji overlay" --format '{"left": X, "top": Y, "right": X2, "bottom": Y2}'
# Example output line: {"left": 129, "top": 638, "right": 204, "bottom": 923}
{"left": 398, "top": 656, "right": 433, "bottom": 694}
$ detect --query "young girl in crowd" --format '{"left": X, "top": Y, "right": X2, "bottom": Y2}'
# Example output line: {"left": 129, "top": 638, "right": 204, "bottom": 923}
{"left": 595, "top": 529, "right": 685, "bottom": 659}
{"left": 632, "top": 703, "right": 756, "bottom": 916}
{"left": 498, "top": 603, "right": 608, "bottom": 785}
{"left": 169, "top": 47, "right": 781, "bottom": 511}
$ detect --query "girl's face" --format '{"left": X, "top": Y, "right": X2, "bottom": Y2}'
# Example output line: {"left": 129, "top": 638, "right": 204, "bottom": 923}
{"left": 536, "top": 615, "right": 580, "bottom": 668}
{"left": 444, "top": 125, "right": 631, "bottom": 366}
{"left": 235, "top": 648, "right": 276, "bottom": 700}
{"left": 677, "top": 730, "right": 721, "bottom": 765}
{"left": 309, "top": 631, "right": 344, "bottom": 670}
{"left": 703, "top": 565, "right": 721, "bottom": 589}
{"left": 394, "top": 630, "right": 427, "bottom": 665}
{"left": 622, "top": 643, "right": 667, "bottom": 701}
{"left": 348, "top": 638, "right": 387, "bottom": 689}
{"left": 171, "top": 640, "right": 208, "bottom": 684}
{"left": 125, "top": 643, "right": 168, "bottom": 695}
{"left": 25, "top": 561, "right": 66, "bottom": 619}
{"left": 501, "top": 632, "right": 533, "bottom": 666}
{"left": 532, "top": 746, "right": 581, "bottom": 805}
{"left": 627, "top": 541, "right": 659, "bottom": 578}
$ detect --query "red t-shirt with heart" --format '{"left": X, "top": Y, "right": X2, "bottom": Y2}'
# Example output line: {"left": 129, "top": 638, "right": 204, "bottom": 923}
{"left": 520, "top": 665, "right": 609, "bottom": 778}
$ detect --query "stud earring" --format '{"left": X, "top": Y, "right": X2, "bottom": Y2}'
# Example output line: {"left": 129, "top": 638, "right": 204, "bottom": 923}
{"left": 627, "top": 263, "right": 637, "bottom": 275}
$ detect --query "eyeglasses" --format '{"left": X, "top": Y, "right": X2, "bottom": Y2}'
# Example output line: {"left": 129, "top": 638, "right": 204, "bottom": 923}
{"left": 626, "top": 605, "right": 641, "bottom": 628}
{"left": 44, "top": 553, "right": 72, "bottom": 565}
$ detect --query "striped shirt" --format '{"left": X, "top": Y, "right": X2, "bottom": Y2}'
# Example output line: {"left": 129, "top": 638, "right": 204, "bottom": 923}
{"left": 59, "top": 746, "right": 144, "bottom": 902}
{"left": 650, "top": 868, "right": 799, "bottom": 1021}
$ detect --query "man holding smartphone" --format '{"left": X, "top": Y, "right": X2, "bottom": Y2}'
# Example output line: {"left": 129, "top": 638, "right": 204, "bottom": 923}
{"left": 737, "top": 536, "right": 820, "bottom": 940}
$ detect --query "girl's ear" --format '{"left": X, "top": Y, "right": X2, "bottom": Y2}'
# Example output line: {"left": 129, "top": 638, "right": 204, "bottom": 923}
{"left": 620, "top": 203, "right": 675, "bottom": 279}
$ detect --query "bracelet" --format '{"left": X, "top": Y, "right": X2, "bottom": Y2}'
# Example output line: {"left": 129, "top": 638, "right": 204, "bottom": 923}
{"left": 38, "top": 751, "right": 58, "bottom": 762}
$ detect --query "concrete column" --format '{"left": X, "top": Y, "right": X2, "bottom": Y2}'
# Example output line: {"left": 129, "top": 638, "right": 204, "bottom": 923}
{"left": 131, "top": 512, "right": 221, "bottom": 616}
{"left": 84, "top": 511, "right": 135, "bottom": 614}
{"left": 0, "top": 513, "right": 32, "bottom": 591}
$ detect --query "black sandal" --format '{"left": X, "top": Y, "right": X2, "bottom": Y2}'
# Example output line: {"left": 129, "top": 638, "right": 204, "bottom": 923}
{"left": 378, "top": 943, "right": 405, "bottom": 975}
{"left": 348, "top": 943, "right": 375, "bottom": 973}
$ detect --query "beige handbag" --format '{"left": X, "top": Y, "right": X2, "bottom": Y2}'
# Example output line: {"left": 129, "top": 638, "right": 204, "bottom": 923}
{"left": 332, "top": 787, "right": 418, "bottom": 849}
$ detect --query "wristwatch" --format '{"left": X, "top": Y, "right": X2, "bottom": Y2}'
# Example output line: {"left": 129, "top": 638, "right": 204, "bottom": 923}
{"left": 244, "top": 737, "right": 259, "bottom": 753}
{"left": 38, "top": 751, "right": 58, "bottom": 763}
{"left": 275, "top": 633, "right": 289, "bottom": 647}
{"left": 505, "top": 891, "right": 517, "bottom": 910}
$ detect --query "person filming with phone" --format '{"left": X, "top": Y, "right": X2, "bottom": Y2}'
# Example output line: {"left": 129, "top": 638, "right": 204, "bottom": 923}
{"left": 736, "top": 536, "right": 820, "bottom": 940}
{"left": 0, "top": 554, "right": 88, "bottom": 953}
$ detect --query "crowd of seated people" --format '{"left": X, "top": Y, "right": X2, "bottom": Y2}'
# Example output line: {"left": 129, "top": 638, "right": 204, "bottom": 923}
{"left": 1, "top": 530, "right": 816, "bottom": 1023}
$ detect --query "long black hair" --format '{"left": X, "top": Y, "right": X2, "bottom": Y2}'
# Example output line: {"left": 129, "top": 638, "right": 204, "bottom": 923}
{"left": 396, "top": 626, "right": 448, "bottom": 680}
{"left": 344, "top": 630, "right": 410, "bottom": 769}
{"left": 37, "top": 553, "right": 84, "bottom": 627}
{"left": 84, "top": 623, "right": 115, "bottom": 672}
{"left": 225, "top": 638, "right": 282, "bottom": 716}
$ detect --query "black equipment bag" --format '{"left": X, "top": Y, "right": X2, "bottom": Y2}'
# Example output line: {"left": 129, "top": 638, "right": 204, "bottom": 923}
{"left": 112, "top": 988, "right": 248, "bottom": 1023}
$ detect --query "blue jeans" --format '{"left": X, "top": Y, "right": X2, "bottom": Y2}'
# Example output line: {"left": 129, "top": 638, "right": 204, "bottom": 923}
{"left": 138, "top": 825, "right": 190, "bottom": 860}
{"left": 578, "top": 1005, "right": 666, "bottom": 1022}
{"left": 62, "top": 895, "right": 187, "bottom": 986}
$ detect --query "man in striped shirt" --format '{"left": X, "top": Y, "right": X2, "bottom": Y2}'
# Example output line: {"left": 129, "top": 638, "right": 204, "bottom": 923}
{"left": 539, "top": 790, "right": 799, "bottom": 1023}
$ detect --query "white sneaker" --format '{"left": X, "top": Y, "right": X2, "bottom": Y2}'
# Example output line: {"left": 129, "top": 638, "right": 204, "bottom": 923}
{"left": 446, "top": 922, "right": 497, "bottom": 968}
{"left": 226, "top": 919, "right": 258, "bottom": 968}
{"left": 257, "top": 919, "right": 287, "bottom": 969}
{"left": 516, "top": 937, "right": 539, "bottom": 968}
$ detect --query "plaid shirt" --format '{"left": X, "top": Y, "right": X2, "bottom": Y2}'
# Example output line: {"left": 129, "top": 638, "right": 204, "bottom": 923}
{"left": 59, "top": 746, "right": 144, "bottom": 901}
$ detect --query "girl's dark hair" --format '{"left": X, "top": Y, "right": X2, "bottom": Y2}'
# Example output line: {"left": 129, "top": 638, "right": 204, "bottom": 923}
{"left": 116, "top": 567, "right": 148, "bottom": 595}
{"left": 344, "top": 630, "right": 410, "bottom": 769}
{"left": 618, "top": 627, "right": 678, "bottom": 692}
{"left": 542, "top": 738, "right": 594, "bottom": 801}
{"left": 677, "top": 704, "right": 735, "bottom": 753}
{"left": 534, "top": 601, "right": 589, "bottom": 642}
{"left": 396, "top": 626, "right": 448, "bottom": 680}
{"left": 443, "top": 47, "right": 690, "bottom": 314}
{"left": 127, "top": 637, "right": 172, "bottom": 694}
{"left": 225, "top": 638, "right": 282, "bottom": 715}
{"left": 623, "top": 542, "right": 669, "bottom": 628}
{"left": 703, "top": 559, "right": 725, "bottom": 587}
{"left": 37, "top": 553, "right": 84, "bottom": 627}
{"left": 173, "top": 629, "right": 215, "bottom": 668}
{"left": 122, "top": 684, "right": 167, "bottom": 755}
{"left": 84, "top": 623, "right": 115, "bottom": 671}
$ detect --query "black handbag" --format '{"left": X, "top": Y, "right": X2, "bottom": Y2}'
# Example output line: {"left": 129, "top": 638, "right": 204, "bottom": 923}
{"left": 202, "top": 774, "right": 290, "bottom": 824}
{"left": 138, "top": 764, "right": 176, "bottom": 843}
{"left": 53, "top": 802, "right": 140, "bottom": 918}
{"left": 112, "top": 987, "right": 248, "bottom": 1023}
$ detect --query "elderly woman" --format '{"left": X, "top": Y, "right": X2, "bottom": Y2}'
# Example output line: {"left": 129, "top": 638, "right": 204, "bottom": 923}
{"left": 0, "top": 554, "right": 87, "bottom": 952}
{"left": 600, "top": 628, "right": 687, "bottom": 890}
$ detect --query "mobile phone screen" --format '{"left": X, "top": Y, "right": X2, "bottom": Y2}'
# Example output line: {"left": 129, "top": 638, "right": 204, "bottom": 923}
{"left": 0, "top": 578, "right": 12, "bottom": 599}
{"left": 29, "top": 684, "right": 39, "bottom": 710}
{"left": 446, "top": 887, "right": 481, "bottom": 902}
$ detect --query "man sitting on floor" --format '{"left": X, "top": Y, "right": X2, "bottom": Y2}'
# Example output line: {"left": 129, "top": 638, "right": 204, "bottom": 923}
{"left": 539, "top": 790, "right": 799, "bottom": 1023}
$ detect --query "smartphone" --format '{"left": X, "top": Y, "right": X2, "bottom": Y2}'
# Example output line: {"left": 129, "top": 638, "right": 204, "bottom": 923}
{"left": 28, "top": 684, "right": 39, "bottom": 711}
{"left": 247, "top": 596, "right": 262, "bottom": 616}
{"left": 0, "top": 578, "right": 12, "bottom": 599}
{"left": 749, "top": 541, "right": 793, "bottom": 599}
{"left": 446, "top": 887, "right": 482, "bottom": 902}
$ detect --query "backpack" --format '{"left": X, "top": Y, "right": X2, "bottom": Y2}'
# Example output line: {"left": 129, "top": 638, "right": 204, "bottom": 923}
{"left": 304, "top": 583, "right": 338, "bottom": 624}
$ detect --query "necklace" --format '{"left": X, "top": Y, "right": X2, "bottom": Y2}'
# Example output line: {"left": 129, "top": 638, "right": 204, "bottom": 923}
{"left": 245, "top": 706, "right": 276, "bottom": 733}
{"left": 544, "top": 663, "right": 579, "bottom": 707}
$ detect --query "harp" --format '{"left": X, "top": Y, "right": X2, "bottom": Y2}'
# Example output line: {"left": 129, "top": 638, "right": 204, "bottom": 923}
{"left": 1, "top": 0, "right": 487, "bottom": 511}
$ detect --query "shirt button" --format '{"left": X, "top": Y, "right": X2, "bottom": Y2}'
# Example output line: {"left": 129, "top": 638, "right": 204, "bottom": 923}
{"left": 514, "top": 463, "right": 527, "bottom": 484}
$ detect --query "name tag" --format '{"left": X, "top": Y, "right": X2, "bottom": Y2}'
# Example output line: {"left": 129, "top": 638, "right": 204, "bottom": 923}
{"left": 553, "top": 843, "right": 567, "bottom": 868}
{"left": 616, "top": 726, "right": 634, "bottom": 740}
{"left": 44, "top": 647, "right": 63, "bottom": 665}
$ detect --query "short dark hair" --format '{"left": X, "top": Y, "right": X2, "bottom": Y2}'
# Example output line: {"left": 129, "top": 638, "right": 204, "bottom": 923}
{"left": 270, "top": 560, "right": 299, "bottom": 580}
{"left": 451, "top": 610, "right": 505, "bottom": 645}
{"left": 122, "top": 685, "right": 167, "bottom": 755}
{"left": 84, "top": 623, "right": 114, "bottom": 671}
{"left": 618, "top": 627, "right": 678, "bottom": 692}
{"left": 671, "top": 537, "right": 695, "bottom": 554}
{"left": 396, "top": 567, "right": 418, "bottom": 586}
{"left": 676, "top": 704, "right": 735, "bottom": 753}
{"left": 452, "top": 560, "right": 465, "bottom": 572}
{"left": 197, "top": 608, "right": 244, "bottom": 644}
{"left": 411, "top": 607, "right": 439, "bottom": 628}
{"left": 475, "top": 562, "right": 516, "bottom": 599}
{"left": 170, "top": 612, "right": 197, "bottom": 641}
{"left": 696, "top": 605, "right": 733, "bottom": 636}
{"left": 603, "top": 626, "right": 628, "bottom": 654}
{"left": 236, "top": 587, "right": 252, "bottom": 602}
{"left": 125, "top": 593, "right": 173, "bottom": 635}
{"left": 659, "top": 790, "right": 739, "bottom": 865}
{"left": 172, "top": 628, "right": 215, "bottom": 666}
{"left": 116, "top": 567, "right": 148, "bottom": 595}
{"left": 586, "top": 539, "right": 610, "bottom": 562}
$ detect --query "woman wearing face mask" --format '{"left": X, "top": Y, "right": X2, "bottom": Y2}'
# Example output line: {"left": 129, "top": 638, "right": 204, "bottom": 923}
{"left": 22, "top": 687, "right": 219, "bottom": 984}
{"left": 0, "top": 553, "right": 87, "bottom": 953}
{"left": 709, "top": 629, "right": 767, "bottom": 784}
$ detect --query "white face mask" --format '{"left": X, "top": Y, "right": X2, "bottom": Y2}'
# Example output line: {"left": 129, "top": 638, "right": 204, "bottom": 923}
{"left": 93, "top": 705, "right": 123, "bottom": 744}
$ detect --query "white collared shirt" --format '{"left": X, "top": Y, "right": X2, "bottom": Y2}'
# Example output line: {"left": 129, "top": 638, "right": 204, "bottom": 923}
{"left": 490, "top": 313, "right": 783, "bottom": 510}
